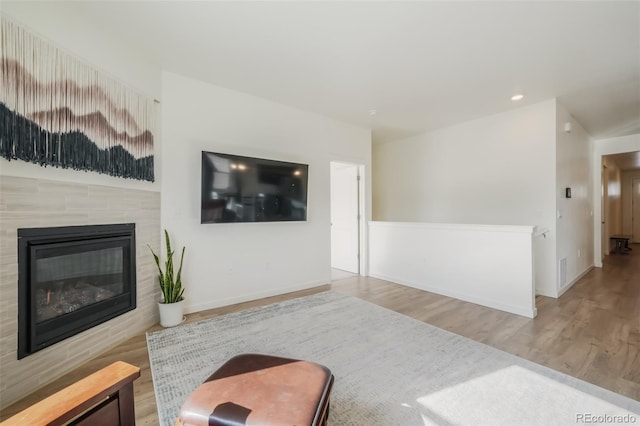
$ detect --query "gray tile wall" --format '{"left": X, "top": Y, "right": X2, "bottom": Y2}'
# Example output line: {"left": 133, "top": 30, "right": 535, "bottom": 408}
{"left": 0, "top": 175, "right": 161, "bottom": 408}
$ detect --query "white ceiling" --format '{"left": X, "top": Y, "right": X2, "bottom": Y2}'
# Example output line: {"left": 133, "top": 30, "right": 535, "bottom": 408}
{"left": 17, "top": 1, "right": 640, "bottom": 144}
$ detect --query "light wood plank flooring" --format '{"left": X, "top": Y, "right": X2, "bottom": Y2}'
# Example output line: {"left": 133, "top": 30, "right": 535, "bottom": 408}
{"left": 2, "top": 245, "right": 638, "bottom": 423}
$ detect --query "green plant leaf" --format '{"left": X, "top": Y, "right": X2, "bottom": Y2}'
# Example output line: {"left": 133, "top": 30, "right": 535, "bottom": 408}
{"left": 149, "top": 230, "right": 186, "bottom": 304}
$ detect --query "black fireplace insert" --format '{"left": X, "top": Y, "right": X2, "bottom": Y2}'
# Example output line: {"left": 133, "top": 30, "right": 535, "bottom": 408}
{"left": 18, "top": 224, "right": 136, "bottom": 359}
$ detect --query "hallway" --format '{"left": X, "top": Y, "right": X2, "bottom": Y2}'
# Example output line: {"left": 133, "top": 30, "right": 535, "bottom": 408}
{"left": 331, "top": 244, "right": 640, "bottom": 401}
{"left": 530, "top": 244, "right": 640, "bottom": 399}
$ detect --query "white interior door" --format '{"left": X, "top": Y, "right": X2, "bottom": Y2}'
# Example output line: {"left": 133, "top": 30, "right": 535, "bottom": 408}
{"left": 330, "top": 162, "right": 359, "bottom": 273}
{"left": 633, "top": 178, "right": 640, "bottom": 243}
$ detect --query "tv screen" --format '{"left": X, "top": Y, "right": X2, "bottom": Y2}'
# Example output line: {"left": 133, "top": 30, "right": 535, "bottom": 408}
{"left": 201, "top": 151, "right": 308, "bottom": 223}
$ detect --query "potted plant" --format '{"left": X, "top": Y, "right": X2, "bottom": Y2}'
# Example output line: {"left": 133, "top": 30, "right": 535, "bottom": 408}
{"left": 149, "top": 229, "right": 185, "bottom": 327}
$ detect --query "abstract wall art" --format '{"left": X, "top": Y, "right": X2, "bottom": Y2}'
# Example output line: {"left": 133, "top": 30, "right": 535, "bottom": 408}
{"left": 0, "top": 17, "right": 155, "bottom": 181}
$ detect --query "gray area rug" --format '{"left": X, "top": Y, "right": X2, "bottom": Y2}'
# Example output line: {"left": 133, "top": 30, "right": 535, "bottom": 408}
{"left": 147, "top": 291, "right": 640, "bottom": 425}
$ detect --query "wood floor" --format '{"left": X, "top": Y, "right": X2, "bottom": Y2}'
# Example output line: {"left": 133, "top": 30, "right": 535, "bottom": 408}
{"left": 2, "top": 246, "right": 639, "bottom": 423}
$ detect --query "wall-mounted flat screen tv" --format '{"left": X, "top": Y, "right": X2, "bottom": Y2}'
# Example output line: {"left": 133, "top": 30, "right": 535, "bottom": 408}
{"left": 201, "top": 151, "right": 308, "bottom": 223}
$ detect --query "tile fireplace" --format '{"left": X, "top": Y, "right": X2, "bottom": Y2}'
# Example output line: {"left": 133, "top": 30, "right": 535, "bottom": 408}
{"left": 17, "top": 223, "right": 136, "bottom": 359}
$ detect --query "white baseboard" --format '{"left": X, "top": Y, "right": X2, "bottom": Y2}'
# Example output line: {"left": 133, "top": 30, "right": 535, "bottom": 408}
{"left": 184, "top": 279, "right": 329, "bottom": 314}
{"left": 535, "top": 287, "right": 557, "bottom": 298}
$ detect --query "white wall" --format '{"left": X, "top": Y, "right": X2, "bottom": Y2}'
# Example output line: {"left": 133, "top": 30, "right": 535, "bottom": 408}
{"left": 161, "top": 72, "right": 371, "bottom": 313}
{"left": 0, "top": 5, "right": 161, "bottom": 191}
{"left": 373, "top": 100, "right": 557, "bottom": 296}
{"left": 593, "top": 134, "right": 640, "bottom": 265}
{"left": 369, "top": 222, "right": 537, "bottom": 318}
{"left": 555, "top": 103, "right": 594, "bottom": 295}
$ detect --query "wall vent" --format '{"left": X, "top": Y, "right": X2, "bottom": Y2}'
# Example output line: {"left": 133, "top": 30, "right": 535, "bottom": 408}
{"left": 559, "top": 258, "right": 567, "bottom": 288}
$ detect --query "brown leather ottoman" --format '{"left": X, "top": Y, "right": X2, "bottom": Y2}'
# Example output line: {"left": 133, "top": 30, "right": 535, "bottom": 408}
{"left": 175, "top": 353, "right": 334, "bottom": 426}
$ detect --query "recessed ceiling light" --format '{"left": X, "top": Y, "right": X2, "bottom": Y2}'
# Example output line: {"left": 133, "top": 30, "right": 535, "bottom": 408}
{"left": 368, "top": 108, "right": 377, "bottom": 116}
{"left": 511, "top": 94, "right": 524, "bottom": 101}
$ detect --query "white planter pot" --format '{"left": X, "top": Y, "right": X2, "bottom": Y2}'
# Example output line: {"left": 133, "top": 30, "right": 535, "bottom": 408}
{"left": 158, "top": 300, "right": 185, "bottom": 327}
